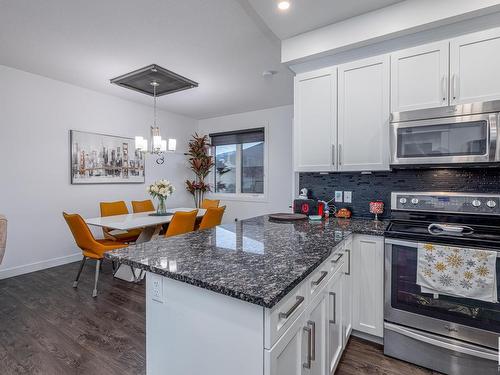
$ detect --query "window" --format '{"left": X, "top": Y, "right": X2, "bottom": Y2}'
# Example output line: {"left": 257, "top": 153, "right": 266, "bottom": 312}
{"left": 210, "top": 128, "right": 265, "bottom": 197}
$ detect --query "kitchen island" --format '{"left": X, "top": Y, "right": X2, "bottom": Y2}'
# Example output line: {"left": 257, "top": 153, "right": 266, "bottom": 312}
{"left": 107, "top": 215, "right": 387, "bottom": 375}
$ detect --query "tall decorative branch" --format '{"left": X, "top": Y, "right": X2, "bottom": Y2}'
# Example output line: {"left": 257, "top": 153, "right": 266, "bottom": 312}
{"left": 185, "top": 133, "right": 214, "bottom": 208}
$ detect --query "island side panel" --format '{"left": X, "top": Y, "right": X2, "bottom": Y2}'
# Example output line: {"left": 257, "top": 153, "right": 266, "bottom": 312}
{"left": 146, "top": 272, "right": 265, "bottom": 375}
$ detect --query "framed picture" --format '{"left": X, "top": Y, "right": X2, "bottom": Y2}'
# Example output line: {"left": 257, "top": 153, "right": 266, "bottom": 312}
{"left": 70, "top": 130, "right": 145, "bottom": 184}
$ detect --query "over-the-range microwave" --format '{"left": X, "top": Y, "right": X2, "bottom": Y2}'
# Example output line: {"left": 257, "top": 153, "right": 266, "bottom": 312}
{"left": 390, "top": 100, "right": 500, "bottom": 167}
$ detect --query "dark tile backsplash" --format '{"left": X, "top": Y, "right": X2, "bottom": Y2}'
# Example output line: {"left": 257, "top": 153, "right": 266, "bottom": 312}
{"left": 299, "top": 168, "right": 500, "bottom": 219}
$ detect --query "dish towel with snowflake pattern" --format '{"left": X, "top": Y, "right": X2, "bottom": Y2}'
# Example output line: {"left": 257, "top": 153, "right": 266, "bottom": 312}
{"left": 416, "top": 243, "right": 498, "bottom": 303}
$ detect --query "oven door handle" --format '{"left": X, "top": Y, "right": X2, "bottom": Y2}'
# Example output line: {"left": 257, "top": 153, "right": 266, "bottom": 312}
{"left": 385, "top": 322, "right": 498, "bottom": 361}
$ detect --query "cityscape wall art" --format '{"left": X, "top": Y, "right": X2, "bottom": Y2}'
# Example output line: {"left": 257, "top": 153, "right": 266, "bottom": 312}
{"left": 70, "top": 130, "right": 145, "bottom": 184}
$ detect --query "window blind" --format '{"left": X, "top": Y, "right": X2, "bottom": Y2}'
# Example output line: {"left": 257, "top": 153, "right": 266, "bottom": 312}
{"left": 209, "top": 127, "right": 264, "bottom": 146}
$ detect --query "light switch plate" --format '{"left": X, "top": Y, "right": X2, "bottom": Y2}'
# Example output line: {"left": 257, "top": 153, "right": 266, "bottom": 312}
{"left": 335, "top": 191, "right": 343, "bottom": 203}
{"left": 151, "top": 273, "right": 163, "bottom": 303}
{"left": 344, "top": 191, "right": 352, "bottom": 203}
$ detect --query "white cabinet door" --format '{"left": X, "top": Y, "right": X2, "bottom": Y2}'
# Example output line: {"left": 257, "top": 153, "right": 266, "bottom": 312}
{"left": 338, "top": 55, "right": 390, "bottom": 172}
{"left": 450, "top": 27, "right": 500, "bottom": 105}
{"left": 303, "top": 291, "right": 327, "bottom": 375}
{"left": 265, "top": 313, "right": 306, "bottom": 375}
{"left": 342, "top": 239, "right": 352, "bottom": 347}
{"left": 326, "top": 269, "right": 343, "bottom": 375}
{"left": 294, "top": 68, "right": 337, "bottom": 172}
{"left": 352, "top": 235, "right": 384, "bottom": 338}
{"left": 391, "top": 41, "right": 449, "bottom": 112}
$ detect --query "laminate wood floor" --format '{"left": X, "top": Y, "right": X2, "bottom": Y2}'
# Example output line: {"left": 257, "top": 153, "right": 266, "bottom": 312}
{"left": 0, "top": 261, "right": 440, "bottom": 375}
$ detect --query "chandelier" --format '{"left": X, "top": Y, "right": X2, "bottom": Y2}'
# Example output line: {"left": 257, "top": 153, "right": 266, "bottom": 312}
{"left": 135, "top": 81, "right": 177, "bottom": 164}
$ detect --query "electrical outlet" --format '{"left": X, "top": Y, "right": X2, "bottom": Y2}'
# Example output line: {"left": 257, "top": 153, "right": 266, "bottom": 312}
{"left": 344, "top": 191, "right": 352, "bottom": 203}
{"left": 335, "top": 191, "right": 343, "bottom": 203}
{"left": 151, "top": 273, "right": 163, "bottom": 303}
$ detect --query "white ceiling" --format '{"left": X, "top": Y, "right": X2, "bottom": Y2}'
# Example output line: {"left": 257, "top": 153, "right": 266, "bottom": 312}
{"left": 247, "top": 0, "right": 405, "bottom": 39}
{"left": 0, "top": 0, "right": 405, "bottom": 119}
{"left": 0, "top": 0, "right": 293, "bottom": 119}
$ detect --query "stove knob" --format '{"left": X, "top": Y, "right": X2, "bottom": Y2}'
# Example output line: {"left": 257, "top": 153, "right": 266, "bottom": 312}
{"left": 486, "top": 200, "right": 497, "bottom": 208}
{"left": 411, "top": 198, "right": 419, "bottom": 205}
{"left": 472, "top": 199, "right": 481, "bottom": 207}
{"left": 399, "top": 198, "right": 407, "bottom": 204}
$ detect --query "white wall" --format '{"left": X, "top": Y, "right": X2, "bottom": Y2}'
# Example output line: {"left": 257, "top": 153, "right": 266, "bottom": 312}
{"left": 198, "top": 105, "right": 293, "bottom": 223}
{"left": 290, "top": 12, "right": 500, "bottom": 74}
{"left": 0, "top": 65, "right": 198, "bottom": 278}
{"left": 282, "top": 0, "right": 500, "bottom": 64}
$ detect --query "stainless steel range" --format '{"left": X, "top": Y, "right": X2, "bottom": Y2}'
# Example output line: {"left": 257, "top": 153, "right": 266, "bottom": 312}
{"left": 384, "top": 192, "right": 500, "bottom": 375}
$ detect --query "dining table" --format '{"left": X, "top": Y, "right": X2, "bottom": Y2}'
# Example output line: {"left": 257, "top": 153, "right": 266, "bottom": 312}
{"left": 85, "top": 207, "right": 206, "bottom": 281}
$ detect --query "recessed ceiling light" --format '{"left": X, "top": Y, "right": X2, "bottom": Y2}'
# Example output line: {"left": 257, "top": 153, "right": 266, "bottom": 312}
{"left": 278, "top": 1, "right": 290, "bottom": 11}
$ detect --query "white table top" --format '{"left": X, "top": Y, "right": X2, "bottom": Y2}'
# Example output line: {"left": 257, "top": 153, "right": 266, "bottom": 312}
{"left": 85, "top": 208, "right": 206, "bottom": 230}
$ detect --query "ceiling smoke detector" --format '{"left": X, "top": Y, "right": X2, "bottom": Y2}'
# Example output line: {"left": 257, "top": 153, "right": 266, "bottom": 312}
{"left": 262, "top": 70, "right": 278, "bottom": 77}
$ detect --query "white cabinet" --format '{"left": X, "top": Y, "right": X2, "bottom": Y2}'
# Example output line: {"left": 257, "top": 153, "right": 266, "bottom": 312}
{"left": 341, "top": 238, "right": 352, "bottom": 347}
{"left": 450, "top": 27, "right": 500, "bottom": 105}
{"left": 326, "top": 269, "right": 344, "bottom": 375}
{"left": 266, "top": 313, "right": 306, "bottom": 375}
{"left": 294, "top": 68, "right": 337, "bottom": 172}
{"left": 338, "top": 55, "right": 390, "bottom": 172}
{"left": 303, "top": 291, "right": 327, "bottom": 375}
{"left": 352, "top": 235, "right": 384, "bottom": 338}
{"left": 391, "top": 41, "right": 449, "bottom": 112}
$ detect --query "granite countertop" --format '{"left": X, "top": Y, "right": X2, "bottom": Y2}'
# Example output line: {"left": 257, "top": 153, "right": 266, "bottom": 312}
{"left": 106, "top": 216, "right": 388, "bottom": 308}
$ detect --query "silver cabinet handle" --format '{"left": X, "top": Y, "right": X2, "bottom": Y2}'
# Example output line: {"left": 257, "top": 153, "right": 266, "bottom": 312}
{"left": 452, "top": 74, "right": 457, "bottom": 101}
{"left": 329, "top": 292, "right": 336, "bottom": 324}
{"left": 332, "top": 144, "right": 336, "bottom": 166}
{"left": 308, "top": 320, "right": 316, "bottom": 361}
{"left": 303, "top": 325, "right": 312, "bottom": 369}
{"left": 441, "top": 75, "right": 447, "bottom": 102}
{"left": 311, "top": 271, "right": 328, "bottom": 286}
{"left": 345, "top": 249, "right": 351, "bottom": 275}
{"left": 331, "top": 253, "right": 343, "bottom": 264}
{"left": 278, "top": 295, "right": 304, "bottom": 320}
{"left": 338, "top": 144, "right": 342, "bottom": 165}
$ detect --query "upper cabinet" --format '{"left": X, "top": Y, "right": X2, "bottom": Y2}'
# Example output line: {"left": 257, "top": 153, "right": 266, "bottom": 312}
{"left": 450, "top": 28, "right": 500, "bottom": 105}
{"left": 391, "top": 41, "right": 449, "bottom": 112}
{"left": 293, "top": 27, "right": 500, "bottom": 173}
{"left": 338, "top": 55, "right": 390, "bottom": 172}
{"left": 294, "top": 68, "right": 337, "bottom": 172}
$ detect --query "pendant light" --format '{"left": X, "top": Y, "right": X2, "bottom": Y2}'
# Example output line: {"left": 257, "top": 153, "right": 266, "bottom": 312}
{"left": 135, "top": 80, "right": 177, "bottom": 164}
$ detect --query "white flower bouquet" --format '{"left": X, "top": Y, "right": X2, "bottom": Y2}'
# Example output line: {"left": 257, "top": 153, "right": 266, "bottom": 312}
{"left": 147, "top": 179, "right": 175, "bottom": 214}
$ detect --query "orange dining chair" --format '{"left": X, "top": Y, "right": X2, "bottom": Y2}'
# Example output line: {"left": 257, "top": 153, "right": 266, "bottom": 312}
{"left": 199, "top": 206, "right": 226, "bottom": 230}
{"left": 165, "top": 210, "right": 199, "bottom": 237}
{"left": 100, "top": 201, "right": 141, "bottom": 243}
{"left": 131, "top": 199, "right": 155, "bottom": 213}
{"left": 201, "top": 199, "right": 220, "bottom": 209}
{"left": 63, "top": 212, "right": 128, "bottom": 297}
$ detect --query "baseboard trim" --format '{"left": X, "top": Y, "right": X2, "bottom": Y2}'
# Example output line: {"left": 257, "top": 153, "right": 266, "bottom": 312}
{"left": 351, "top": 330, "right": 384, "bottom": 345}
{"left": 0, "top": 253, "right": 82, "bottom": 280}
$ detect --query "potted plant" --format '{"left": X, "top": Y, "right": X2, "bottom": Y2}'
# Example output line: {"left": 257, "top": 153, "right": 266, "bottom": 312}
{"left": 147, "top": 179, "right": 175, "bottom": 215}
{"left": 185, "top": 134, "right": 214, "bottom": 208}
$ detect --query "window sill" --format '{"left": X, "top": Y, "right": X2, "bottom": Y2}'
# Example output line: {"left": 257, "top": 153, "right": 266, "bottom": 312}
{"left": 207, "top": 193, "right": 268, "bottom": 203}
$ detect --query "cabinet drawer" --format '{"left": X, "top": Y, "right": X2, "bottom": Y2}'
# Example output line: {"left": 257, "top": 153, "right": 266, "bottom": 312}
{"left": 328, "top": 243, "right": 346, "bottom": 276}
{"left": 265, "top": 282, "right": 307, "bottom": 349}
{"left": 307, "top": 259, "right": 331, "bottom": 300}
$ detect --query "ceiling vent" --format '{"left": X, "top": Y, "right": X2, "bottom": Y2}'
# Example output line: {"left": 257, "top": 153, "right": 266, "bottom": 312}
{"left": 110, "top": 64, "right": 198, "bottom": 97}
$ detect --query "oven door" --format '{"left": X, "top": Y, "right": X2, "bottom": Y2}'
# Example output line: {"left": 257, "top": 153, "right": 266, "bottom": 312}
{"left": 390, "top": 113, "right": 498, "bottom": 165}
{"left": 384, "top": 238, "right": 500, "bottom": 349}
